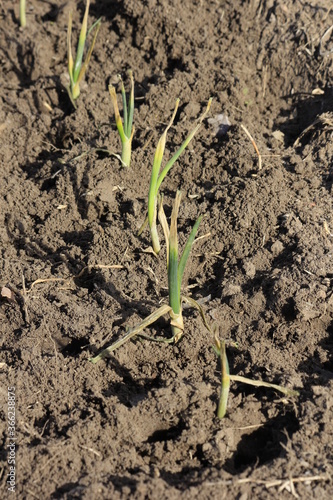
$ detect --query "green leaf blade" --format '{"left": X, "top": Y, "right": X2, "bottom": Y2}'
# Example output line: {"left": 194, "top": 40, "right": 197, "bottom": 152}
{"left": 177, "top": 215, "right": 202, "bottom": 293}
{"left": 127, "top": 70, "right": 135, "bottom": 138}
{"left": 120, "top": 79, "right": 128, "bottom": 137}
{"left": 168, "top": 192, "right": 182, "bottom": 314}
{"left": 73, "top": 0, "right": 90, "bottom": 82}
{"left": 156, "top": 98, "right": 212, "bottom": 193}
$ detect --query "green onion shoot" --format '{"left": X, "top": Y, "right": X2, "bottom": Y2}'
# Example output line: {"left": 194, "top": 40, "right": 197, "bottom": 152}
{"left": 214, "top": 336, "right": 299, "bottom": 419}
{"left": 143, "top": 98, "right": 212, "bottom": 255}
{"left": 67, "top": 0, "right": 101, "bottom": 106}
{"left": 163, "top": 190, "right": 202, "bottom": 341}
{"left": 19, "top": 0, "right": 26, "bottom": 28}
{"left": 89, "top": 190, "right": 203, "bottom": 362}
{"left": 109, "top": 71, "right": 135, "bottom": 167}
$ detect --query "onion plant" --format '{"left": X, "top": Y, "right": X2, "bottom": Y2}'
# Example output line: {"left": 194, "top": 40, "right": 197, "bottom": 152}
{"left": 67, "top": 0, "right": 101, "bottom": 106}
{"left": 161, "top": 191, "right": 202, "bottom": 341}
{"left": 109, "top": 71, "right": 135, "bottom": 167}
{"left": 140, "top": 98, "right": 212, "bottom": 255}
{"left": 19, "top": 0, "right": 26, "bottom": 28}
{"left": 214, "top": 335, "right": 299, "bottom": 419}
{"left": 90, "top": 191, "right": 205, "bottom": 363}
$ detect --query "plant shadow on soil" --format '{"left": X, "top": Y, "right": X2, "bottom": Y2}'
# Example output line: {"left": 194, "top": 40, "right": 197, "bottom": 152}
{"left": 49, "top": 402, "right": 298, "bottom": 499}
{"left": 298, "top": 318, "right": 333, "bottom": 386}
{"left": 277, "top": 90, "right": 333, "bottom": 149}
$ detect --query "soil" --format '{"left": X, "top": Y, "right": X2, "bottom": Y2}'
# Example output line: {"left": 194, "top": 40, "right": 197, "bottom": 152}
{"left": 1, "top": 0, "right": 333, "bottom": 498}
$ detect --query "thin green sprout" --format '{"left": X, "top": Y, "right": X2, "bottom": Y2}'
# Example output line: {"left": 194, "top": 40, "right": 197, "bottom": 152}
{"left": 143, "top": 98, "right": 212, "bottom": 255}
{"left": 214, "top": 336, "right": 299, "bottom": 419}
{"left": 19, "top": 0, "right": 26, "bottom": 28}
{"left": 215, "top": 337, "right": 230, "bottom": 419}
{"left": 67, "top": 0, "right": 101, "bottom": 106}
{"left": 166, "top": 191, "right": 202, "bottom": 340}
{"left": 109, "top": 71, "right": 135, "bottom": 167}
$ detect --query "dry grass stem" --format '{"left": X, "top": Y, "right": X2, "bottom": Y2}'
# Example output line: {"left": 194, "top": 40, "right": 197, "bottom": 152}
{"left": 27, "top": 264, "right": 123, "bottom": 292}
{"left": 241, "top": 123, "right": 262, "bottom": 170}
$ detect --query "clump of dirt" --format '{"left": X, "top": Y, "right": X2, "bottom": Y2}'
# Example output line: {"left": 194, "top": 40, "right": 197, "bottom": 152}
{"left": 1, "top": 0, "right": 333, "bottom": 498}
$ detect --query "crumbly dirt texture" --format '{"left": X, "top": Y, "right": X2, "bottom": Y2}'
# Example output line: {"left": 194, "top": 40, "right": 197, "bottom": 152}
{"left": 1, "top": 0, "right": 333, "bottom": 498}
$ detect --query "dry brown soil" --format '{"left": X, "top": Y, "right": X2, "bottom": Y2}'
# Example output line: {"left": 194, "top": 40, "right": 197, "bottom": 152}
{"left": 1, "top": 0, "right": 333, "bottom": 498}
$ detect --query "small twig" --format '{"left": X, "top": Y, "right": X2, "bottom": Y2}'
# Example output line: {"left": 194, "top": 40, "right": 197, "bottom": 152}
{"left": 241, "top": 124, "right": 262, "bottom": 170}
{"left": 142, "top": 130, "right": 154, "bottom": 151}
{"left": 26, "top": 490, "right": 40, "bottom": 499}
{"left": 194, "top": 231, "right": 211, "bottom": 243}
{"left": 28, "top": 277, "right": 71, "bottom": 291}
{"left": 294, "top": 113, "right": 333, "bottom": 147}
{"left": 204, "top": 474, "right": 329, "bottom": 488}
{"left": 238, "top": 474, "right": 329, "bottom": 488}
{"left": 280, "top": 476, "right": 299, "bottom": 498}
{"left": 319, "top": 24, "right": 333, "bottom": 56}
{"left": 293, "top": 118, "right": 321, "bottom": 147}
{"left": 233, "top": 423, "right": 264, "bottom": 430}
{"left": 28, "top": 264, "right": 123, "bottom": 292}
{"left": 78, "top": 444, "right": 102, "bottom": 457}
{"left": 322, "top": 7, "right": 332, "bottom": 22}
{"left": 39, "top": 419, "right": 50, "bottom": 438}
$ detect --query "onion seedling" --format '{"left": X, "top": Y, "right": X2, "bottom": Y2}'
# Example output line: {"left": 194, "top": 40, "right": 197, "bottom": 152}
{"left": 214, "top": 335, "right": 299, "bottom": 419}
{"left": 214, "top": 336, "right": 231, "bottom": 419}
{"left": 161, "top": 191, "right": 202, "bottom": 341}
{"left": 67, "top": 0, "right": 101, "bottom": 106}
{"left": 141, "top": 98, "right": 212, "bottom": 255}
{"left": 109, "top": 71, "right": 135, "bottom": 167}
{"left": 90, "top": 191, "right": 206, "bottom": 363}
{"left": 20, "top": 0, "right": 26, "bottom": 28}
